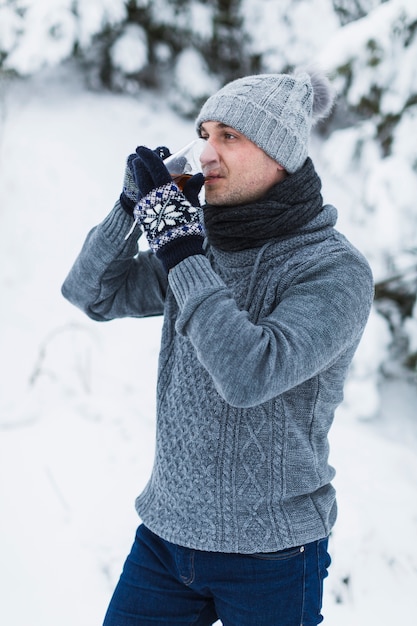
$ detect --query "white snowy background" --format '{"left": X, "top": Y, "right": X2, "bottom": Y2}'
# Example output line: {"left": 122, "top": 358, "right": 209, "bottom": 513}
{"left": 1, "top": 1, "right": 417, "bottom": 625}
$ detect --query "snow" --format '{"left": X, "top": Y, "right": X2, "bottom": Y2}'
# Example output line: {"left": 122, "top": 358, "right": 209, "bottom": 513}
{"left": 1, "top": 63, "right": 417, "bottom": 626}
{"left": 170, "top": 49, "right": 221, "bottom": 116}
{"left": 242, "top": 0, "right": 339, "bottom": 71}
{"left": 0, "top": 0, "right": 128, "bottom": 67}
{"left": 3, "top": 3, "right": 77, "bottom": 76}
{"left": 111, "top": 25, "right": 148, "bottom": 75}
{"left": 318, "top": 0, "right": 417, "bottom": 113}
{"left": 75, "top": 0, "right": 126, "bottom": 48}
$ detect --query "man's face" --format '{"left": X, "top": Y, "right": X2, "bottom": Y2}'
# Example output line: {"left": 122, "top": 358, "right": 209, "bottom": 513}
{"left": 199, "top": 121, "right": 286, "bottom": 206}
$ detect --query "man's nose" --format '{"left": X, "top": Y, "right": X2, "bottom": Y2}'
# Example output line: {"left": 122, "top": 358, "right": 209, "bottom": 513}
{"left": 200, "top": 141, "right": 218, "bottom": 167}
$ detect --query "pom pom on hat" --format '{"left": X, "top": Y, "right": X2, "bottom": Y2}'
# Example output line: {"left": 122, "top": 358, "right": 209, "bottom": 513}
{"left": 196, "top": 67, "right": 335, "bottom": 173}
{"left": 301, "top": 66, "right": 335, "bottom": 122}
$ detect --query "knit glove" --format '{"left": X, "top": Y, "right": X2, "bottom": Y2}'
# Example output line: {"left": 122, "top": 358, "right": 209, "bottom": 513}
{"left": 119, "top": 153, "right": 139, "bottom": 215}
{"left": 119, "top": 146, "right": 172, "bottom": 215}
{"left": 131, "top": 146, "right": 205, "bottom": 271}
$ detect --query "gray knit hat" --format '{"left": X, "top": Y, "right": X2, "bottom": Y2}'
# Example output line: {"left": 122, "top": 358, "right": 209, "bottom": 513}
{"left": 195, "top": 68, "right": 335, "bottom": 173}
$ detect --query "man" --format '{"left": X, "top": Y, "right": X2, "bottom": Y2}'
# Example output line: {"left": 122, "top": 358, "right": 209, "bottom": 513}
{"left": 62, "top": 68, "right": 374, "bottom": 625}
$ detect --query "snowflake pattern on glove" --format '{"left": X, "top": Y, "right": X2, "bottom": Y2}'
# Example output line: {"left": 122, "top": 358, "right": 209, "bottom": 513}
{"left": 133, "top": 182, "right": 203, "bottom": 253}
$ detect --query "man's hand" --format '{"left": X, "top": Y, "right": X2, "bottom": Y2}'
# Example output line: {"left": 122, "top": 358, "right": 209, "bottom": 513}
{"left": 119, "top": 153, "right": 140, "bottom": 215}
{"left": 119, "top": 146, "right": 172, "bottom": 216}
{"left": 132, "top": 147, "right": 205, "bottom": 271}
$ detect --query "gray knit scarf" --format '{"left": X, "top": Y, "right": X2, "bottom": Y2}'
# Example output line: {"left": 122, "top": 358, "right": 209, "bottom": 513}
{"left": 202, "top": 157, "right": 323, "bottom": 252}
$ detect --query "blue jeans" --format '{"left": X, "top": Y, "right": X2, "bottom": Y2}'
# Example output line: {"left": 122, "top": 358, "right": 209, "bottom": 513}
{"left": 103, "top": 524, "right": 330, "bottom": 626}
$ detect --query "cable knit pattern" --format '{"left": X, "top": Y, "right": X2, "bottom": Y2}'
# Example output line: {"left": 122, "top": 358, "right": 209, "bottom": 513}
{"left": 62, "top": 201, "right": 374, "bottom": 554}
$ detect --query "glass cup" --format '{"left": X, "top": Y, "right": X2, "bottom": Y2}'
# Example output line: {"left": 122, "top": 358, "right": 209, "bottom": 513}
{"left": 163, "top": 138, "right": 206, "bottom": 190}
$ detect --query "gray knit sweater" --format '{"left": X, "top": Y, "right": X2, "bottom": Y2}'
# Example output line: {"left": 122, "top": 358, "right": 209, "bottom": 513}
{"left": 62, "top": 200, "right": 374, "bottom": 553}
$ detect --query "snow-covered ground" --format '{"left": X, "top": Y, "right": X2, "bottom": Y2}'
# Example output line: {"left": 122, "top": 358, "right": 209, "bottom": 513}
{"left": 1, "top": 67, "right": 417, "bottom": 625}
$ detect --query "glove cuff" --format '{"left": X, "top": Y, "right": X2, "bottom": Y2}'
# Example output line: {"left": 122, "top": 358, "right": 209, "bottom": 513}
{"left": 119, "top": 192, "right": 135, "bottom": 216}
{"left": 156, "top": 235, "right": 205, "bottom": 272}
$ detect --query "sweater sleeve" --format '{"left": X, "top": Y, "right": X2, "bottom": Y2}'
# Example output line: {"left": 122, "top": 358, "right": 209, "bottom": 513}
{"left": 61, "top": 201, "right": 168, "bottom": 321}
{"left": 168, "top": 250, "right": 374, "bottom": 408}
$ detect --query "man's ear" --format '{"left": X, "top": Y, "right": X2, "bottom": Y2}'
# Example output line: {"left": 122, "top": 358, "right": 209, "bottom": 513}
{"left": 276, "top": 162, "right": 288, "bottom": 181}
